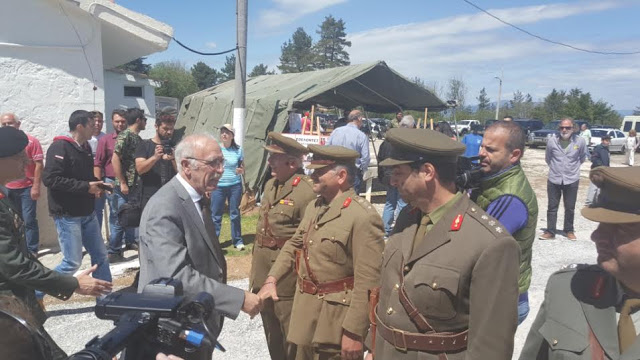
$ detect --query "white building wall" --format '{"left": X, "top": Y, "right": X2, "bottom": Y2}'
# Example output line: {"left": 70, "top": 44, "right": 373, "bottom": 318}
{"left": 104, "top": 70, "right": 158, "bottom": 139}
{"left": 0, "top": 0, "right": 105, "bottom": 147}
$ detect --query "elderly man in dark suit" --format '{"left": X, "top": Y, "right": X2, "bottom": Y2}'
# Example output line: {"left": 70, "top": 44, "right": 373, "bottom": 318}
{"left": 138, "top": 133, "right": 262, "bottom": 360}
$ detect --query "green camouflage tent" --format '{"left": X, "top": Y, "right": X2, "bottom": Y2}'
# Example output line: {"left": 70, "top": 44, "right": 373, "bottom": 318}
{"left": 175, "top": 61, "right": 445, "bottom": 189}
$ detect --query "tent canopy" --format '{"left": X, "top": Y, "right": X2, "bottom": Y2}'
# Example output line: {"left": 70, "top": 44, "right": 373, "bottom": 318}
{"left": 176, "top": 61, "right": 445, "bottom": 189}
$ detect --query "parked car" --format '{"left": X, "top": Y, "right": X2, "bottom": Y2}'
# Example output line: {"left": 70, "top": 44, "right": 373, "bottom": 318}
{"left": 452, "top": 120, "right": 481, "bottom": 136}
{"left": 513, "top": 118, "right": 544, "bottom": 136}
{"left": 529, "top": 120, "right": 590, "bottom": 148}
{"left": 589, "top": 128, "right": 627, "bottom": 153}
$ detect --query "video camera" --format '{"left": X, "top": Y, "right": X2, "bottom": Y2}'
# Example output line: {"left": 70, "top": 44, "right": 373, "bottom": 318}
{"left": 68, "top": 278, "right": 219, "bottom": 360}
{"left": 456, "top": 156, "right": 483, "bottom": 191}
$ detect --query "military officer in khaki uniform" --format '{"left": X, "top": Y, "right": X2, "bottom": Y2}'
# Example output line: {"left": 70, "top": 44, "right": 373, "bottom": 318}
{"left": 250, "top": 132, "right": 316, "bottom": 360}
{"left": 258, "top": 145, "right": 385, "bottom": 360}
{"left": 367, "top": 128, "right": 520, "bottom": 360}
{"left": 519, "top": 166, "right": 640, "bottom": 360}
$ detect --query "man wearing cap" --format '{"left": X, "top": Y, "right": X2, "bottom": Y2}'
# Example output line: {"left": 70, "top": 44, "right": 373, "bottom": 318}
{"left": 368, "top": 128, "right": 520, "bottom": 360}
{"left": 520, "top": 166, "right": 640, "bottom": 360}
{"left": 0, "top": 126, "right": 112, "bottom": 360}
{"left": 259, "top": 145, "right": 385, "bottom": 360}
{"left": 250, "top": 132, "right": 316, "bottom": 360}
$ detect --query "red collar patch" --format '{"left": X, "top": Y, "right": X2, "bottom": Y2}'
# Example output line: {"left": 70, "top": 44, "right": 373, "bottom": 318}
{"left": 292, "top": 176, "right": 301, "bottom": 186}
{"left": 342, "top": 197, "right": 352, "bottom": 209}
{"left": 451, "top": 214, "right": 464, "bottom": 231}
{"left": 591, "top": 274, "right": 605, "bottom": 299}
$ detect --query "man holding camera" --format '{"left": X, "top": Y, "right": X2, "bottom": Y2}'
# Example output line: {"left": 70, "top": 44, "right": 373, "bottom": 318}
{"left": 470, "top": 121, "right": 538, "bottom": 324}
{"left": 135, "top": 107, "right": 178, "bottom": 210}
{"left": 368, "top": 128, "right": 520, "bottom": 360}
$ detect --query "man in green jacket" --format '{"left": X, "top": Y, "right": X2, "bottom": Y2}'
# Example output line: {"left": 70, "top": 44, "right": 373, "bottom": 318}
{"left": 0, "top": 126, "right": 112, "bottom": 360}
{"left": 471, "top": 120, "right": 538, "bottom": 324}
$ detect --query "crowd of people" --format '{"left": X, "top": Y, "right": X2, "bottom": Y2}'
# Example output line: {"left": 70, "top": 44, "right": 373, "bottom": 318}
{"left": 0, "top": 108, "right": 639, "bottom": 360}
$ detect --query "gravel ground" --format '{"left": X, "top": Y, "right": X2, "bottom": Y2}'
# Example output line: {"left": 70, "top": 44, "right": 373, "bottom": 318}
{"left": 44, "top": 147, "right": 633, "bottom": 359}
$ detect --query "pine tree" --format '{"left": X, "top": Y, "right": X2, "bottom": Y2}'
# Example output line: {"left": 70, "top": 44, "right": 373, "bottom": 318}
{"left": 191, "top": 62, "right": 218, "bottom": 90}
{"left": 313, "top": 15, "right": 351, "bottom": 69}
{"left": 117, "top": 57, "right": 151, "bottom": 74}
{"left": 278, "top": 28, "right": 315, "bottom": 73}
{"left": 477, "top": 87, "right": 490, "bottom": 110}
{"left": 219, "top": 54, "right": 236, "bottom": 83}
{"left": 249, "top": 63, "right": 275, "bottom": 77}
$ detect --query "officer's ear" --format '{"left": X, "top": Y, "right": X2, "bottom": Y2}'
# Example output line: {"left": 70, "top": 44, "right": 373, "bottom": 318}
{"left": 420, "top": 162, "right": 437, "bottom": 182}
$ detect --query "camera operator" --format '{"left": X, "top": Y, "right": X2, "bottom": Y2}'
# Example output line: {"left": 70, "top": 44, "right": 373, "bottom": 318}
{"left": 134, "top": 107, "right": 178, "bottom": 210}
{"left": 0, "top": 126, "right": 112, "bottom": 360}
{"left": 470, "top": 120, "right": 538, "bottom": 324}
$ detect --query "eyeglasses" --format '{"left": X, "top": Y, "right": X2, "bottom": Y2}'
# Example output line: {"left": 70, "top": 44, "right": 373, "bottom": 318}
{"left": 559, "top": 126, "right": 573, "bottom": 130}
{"left": 187, "top": 157, "right": 224, "bottom": 169}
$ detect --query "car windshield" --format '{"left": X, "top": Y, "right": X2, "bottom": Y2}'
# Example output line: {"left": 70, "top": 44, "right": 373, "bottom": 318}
{"left": 590, "top": 130, "right": 609, "bottom": 137}
{"left": 543, "top": 121, "right": 560, "bottom": 130}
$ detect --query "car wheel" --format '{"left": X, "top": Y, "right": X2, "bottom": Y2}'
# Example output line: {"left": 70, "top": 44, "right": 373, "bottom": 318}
{"left": 460, "top": 129, "right": 468, "bottom": 136}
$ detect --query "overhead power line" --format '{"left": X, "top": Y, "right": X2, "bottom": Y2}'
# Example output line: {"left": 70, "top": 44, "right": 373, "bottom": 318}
{"left": 172, "top": 37, "right": 238, "bottom": 56}
{"left": 461, "top": 0, "right": 640, "bottom": 55}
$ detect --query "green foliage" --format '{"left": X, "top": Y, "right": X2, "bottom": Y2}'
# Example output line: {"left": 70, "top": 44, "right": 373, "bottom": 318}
{"left": 542, "top": 89, "right": 566, "bottom": 121}
{"left": 249, "top": 63, "right": 275, "bottom": 77}
{"left": 191, "top": 61, "right": 219, "bottom": 90}
{"left": 149, "top": 61, "right": 198, "bottom": 102}
{"left": 219, "top": 54, "right": 236, "bottom": 83}
{"left": 313, "top": 15, "right": 351, "bottom": 69}
{"left": 509, "top": 90, "right": 534, "bottom": 118}
{"left": 477, "top": 87, "right": 490, "bottom": 110}
{"left": 446, "top": 77, "right": 467, "bottom": 108}
{"left": 278, "top": 27, "right": 315, "bottom": 73}
{"left": 116, "top": 57, "right": 151, "bottom": 74}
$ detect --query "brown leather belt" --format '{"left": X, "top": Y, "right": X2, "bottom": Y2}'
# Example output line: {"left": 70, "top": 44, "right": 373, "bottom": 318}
{"left": 297, "top": 276, "right": 354, "bottom": 296}
{"left": 255, "top": 233, "right": 288, "bottom": 249}
{"left": 375, "top": 310, "right": 468, "bottom": 353}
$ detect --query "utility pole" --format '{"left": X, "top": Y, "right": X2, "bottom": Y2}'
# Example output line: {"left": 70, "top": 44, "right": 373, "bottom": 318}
{"left": 233, "top": 0, "right": 248, "bottom": 146}
{"left": 494, "top": 71, "right": 503, "bottom": 121}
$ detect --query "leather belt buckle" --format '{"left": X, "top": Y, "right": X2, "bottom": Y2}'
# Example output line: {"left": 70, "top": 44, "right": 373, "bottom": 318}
{"left": 392, "top": 329, "right": 408, "bottom": 352}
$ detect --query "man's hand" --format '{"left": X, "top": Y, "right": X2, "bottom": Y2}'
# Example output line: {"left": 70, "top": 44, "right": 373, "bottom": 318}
{"left": 88, "top": 181, "right": 105, "bottom": 196}
{"left": 30, "top": 186, "right": 40, "bottom": 200}
{"left": 241, "top": 291, "right": 263, "bottom": 319}
{"left": 156, "top": 353, "right": 184, "bottom": 360}
{"left": 341, "top": 330, "right": 364, "bottom": 360}
{"left": 154, "top": 145, "right": 164, "bottom": 159}
{"left": 257, "top": 276, "right": 279, "bottom": 302}
{"left": 120, "top": 182, "right": 129, "bottom": 195}
{"left": 74, "top": 265, "right": 113, "bottom": 296}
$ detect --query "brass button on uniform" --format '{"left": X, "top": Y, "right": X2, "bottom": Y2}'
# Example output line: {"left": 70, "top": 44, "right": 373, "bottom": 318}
{"left": 393, "top": 284, "right": 400, "bottom": 290}
{"left": 432, "top": 282, "right": 438, "bottom": 289}
{"left": 386, "top": 307, "right": 394, "bottom": 315}
{"left": 309, "top": 240, "right": 313, "bottom": 245}
{"left": 314, "top": 225, "right": 319, "bottom": 230}
{"left": 342, "top": 299, "right": 347, "bottom": 303}
{"left": 552, "top": 339, "right": 558, "bottom": 346}
{"left": 404, "top": 265, "right": 411, "bottom": 272}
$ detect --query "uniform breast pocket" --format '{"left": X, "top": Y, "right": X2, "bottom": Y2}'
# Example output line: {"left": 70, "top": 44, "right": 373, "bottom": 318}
{"left": 271, "top": 204, "right": 296, "bottom": 225}
{"left": 539, "top": 318, "right": 588, "bottom": 359}
{"left": 408, "top": 263, "right": 460, "bottom": 320}
{"left": 319, "top": 228, "right": 350, "bottom": 265}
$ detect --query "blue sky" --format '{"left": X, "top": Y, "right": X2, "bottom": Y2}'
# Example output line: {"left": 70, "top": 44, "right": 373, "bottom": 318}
{"left": 118, "top": 0, "right": 640, "bottom": 110}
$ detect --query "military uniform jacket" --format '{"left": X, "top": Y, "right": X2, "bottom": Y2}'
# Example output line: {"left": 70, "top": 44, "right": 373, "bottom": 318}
{"left": 519, "top": 265, "right": 640, "bottom": 360}
{"left": 0, "top": 195, "right": 77, "bottom": 325}
{"left": 269, "top": 188, "right": 385, "bottom": 346}
{"left": 371, "top": 195, "right": 520, "bottom": 360}
{"left": 249, "top": 172, "right": 316, "bottom": 298}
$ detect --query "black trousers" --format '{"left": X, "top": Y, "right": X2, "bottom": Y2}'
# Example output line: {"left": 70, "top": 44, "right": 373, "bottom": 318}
{"left": 546, "top": 180, "right": 579, "bottom": 233}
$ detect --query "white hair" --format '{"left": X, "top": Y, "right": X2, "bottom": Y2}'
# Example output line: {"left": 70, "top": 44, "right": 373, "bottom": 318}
{"left": 175, "top": 133, "right": 217, "bottom": 172}
{"left": 399, "top": 115, "right": 415, "bottom": 128}
{"left": 0, "top": 113, "right": 20, "bottom": 123}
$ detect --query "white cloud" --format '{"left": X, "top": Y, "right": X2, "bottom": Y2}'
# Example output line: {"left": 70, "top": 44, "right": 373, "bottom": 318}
{"left": 345, "top": 0, "right": 640, "bottom": 108}
{"left": 257, "top": 0, "right": 347, "bottom": 30}
{"left": 205, "top": 42, "right": 217, "bottom": 49}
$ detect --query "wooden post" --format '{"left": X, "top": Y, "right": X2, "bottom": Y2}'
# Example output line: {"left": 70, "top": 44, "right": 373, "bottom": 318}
{"left": 309, "top": 105, "right": 315, "bottom": 135}
{"left": 424, "top": 108, "right": 428, "bottom": 128}
{"left": 417, "top": 118, "right": 422, "bottom": 128}
{"left": 430, "top": 118, "right": 434, "bottom": 130}
{"left": 316, "top": 116, "right": 321, "bottom": 136}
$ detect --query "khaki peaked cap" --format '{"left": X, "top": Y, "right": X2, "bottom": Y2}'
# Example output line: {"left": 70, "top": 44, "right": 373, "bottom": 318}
{"left": 306, "top": 145, "right": 359, "bottom": 169}
{"left": 582, "top": 166, "right": 640, "bottom": 223}
{"left": 379, "top": 128, "right": 466, "bottom": 166}
{"left": 264, "top": 132, "right": 308, "bottom": 156}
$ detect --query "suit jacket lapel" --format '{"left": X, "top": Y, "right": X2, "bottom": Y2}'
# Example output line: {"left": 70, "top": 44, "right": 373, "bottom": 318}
{"left": 579, "top": 276, "right": 620, "bottom": 360}
{"left": 407, "top": 196, "right": 467, "bottom": 264}
{"left": 172, "top": 179, "right": 224, "bottom": 271}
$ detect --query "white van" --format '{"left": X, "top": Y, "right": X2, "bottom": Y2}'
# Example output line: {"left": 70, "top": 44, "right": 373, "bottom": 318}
{"left": 620, "top": 115, "right": 640, "bottom": 136}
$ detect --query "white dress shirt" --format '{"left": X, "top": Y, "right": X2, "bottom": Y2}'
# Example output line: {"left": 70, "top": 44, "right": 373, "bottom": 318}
{"left": 175, "top": 174, "right": 204, "bottom": 222}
